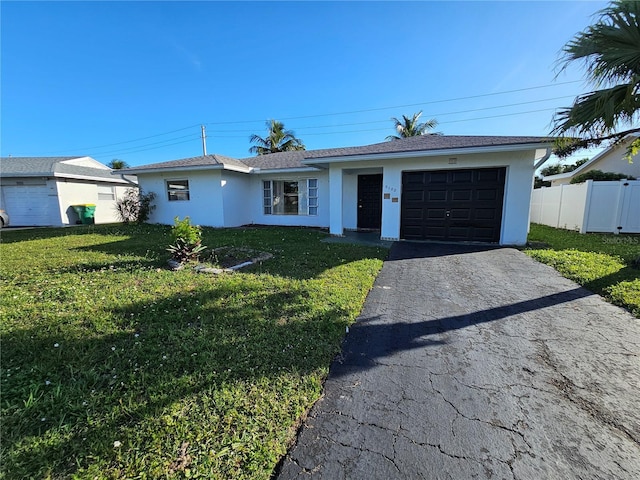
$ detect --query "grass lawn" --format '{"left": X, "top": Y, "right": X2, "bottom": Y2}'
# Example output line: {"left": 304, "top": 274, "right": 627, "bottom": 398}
{"left": 0, "top": 224, "right": 387, "bottom": 479}
{"left": 526, "top": 224, "right": 640, "bottom": 317}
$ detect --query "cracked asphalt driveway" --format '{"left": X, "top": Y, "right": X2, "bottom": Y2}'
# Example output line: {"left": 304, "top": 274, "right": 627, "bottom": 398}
{"left": 276, "top": 242, "right": 640, "bottom": 479}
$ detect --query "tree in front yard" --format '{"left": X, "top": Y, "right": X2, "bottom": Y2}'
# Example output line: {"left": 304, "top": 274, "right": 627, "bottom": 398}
{"left": 551, "top": 1, "right": 640, "bottom": 158}
{"left": 249, "top": 120, "right": 305, "bottom": 155}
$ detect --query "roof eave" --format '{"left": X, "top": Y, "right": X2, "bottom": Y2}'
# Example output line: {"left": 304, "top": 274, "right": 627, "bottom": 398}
{"left": 53, "top": 172, "right": 133, "bottom": 183}
{"left": 119, "top": 164, "right": 231, "bottom": 175}
{"left": 251, "top": 166, "right": 323, "bottom": 174}
{"left": 302, "top": 142, "right": 551, "bottom": 165}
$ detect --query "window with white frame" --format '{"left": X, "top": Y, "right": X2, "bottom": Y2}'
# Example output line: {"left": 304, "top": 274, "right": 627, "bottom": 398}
{"left": 166, "top": 179, "right": 190, "bottom": 201}
{"left": 263, "top": 179, "right": 318, "bottom": 215}
{"left": 97, "top": 185, "right": 116, "bottom": 201}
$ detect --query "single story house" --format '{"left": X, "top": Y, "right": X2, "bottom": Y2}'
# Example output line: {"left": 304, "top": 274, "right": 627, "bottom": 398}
{"left": 121, "top": 135, "right": 552, "bottom": 245}
{"left": 543, "top": 135, "right": 639, "bottom": 186}
{"left": 0, "top": 156, "right": 137, "bottom": 226}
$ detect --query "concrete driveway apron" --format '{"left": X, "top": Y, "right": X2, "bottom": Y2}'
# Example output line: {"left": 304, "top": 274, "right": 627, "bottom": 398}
{"left": 277, "top": 242, "right": 640, "bottom": 479}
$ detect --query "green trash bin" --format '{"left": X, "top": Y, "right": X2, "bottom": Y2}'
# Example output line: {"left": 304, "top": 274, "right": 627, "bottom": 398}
{"left": 72, "top": 204, "right": 96, "bottom": 225}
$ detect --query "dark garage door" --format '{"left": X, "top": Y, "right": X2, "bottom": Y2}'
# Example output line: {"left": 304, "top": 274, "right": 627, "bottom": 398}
{"left": 401, "top": 167, "right": 506, "bottom": 242}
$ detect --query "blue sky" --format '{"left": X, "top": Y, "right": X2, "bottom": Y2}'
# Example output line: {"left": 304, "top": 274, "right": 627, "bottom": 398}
{"left": 1, "top": 1, "right": 608, "bottom": 167}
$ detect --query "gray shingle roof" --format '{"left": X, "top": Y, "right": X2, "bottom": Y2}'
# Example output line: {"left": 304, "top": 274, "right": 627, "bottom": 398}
{"left": 121, "top": 154, "right": 250, "bottom": 172}
{"left": 303, "top": 135, "right": 552, "bottom": 159}
{"left": 239, "top": 150, "right": 310, "bottom": 169}
{"left": 118, "top": 135, "right": 553, "bottom": 173}
{"left": 0, "top": 156, "right": 133, "bottom": 183}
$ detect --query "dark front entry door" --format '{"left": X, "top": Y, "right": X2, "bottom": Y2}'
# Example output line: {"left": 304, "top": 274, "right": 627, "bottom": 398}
{"left": 358, "top": 174, "right": 383, "bottom": 229}
{"left": 400, "top": 167, "right": 506, "bottom": 242}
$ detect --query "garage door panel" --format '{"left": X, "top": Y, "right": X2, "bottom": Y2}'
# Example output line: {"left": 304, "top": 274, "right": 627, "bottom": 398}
{"left": 404, "top": 172, "right": 426, "bottom": 185}
{"left": 451, "top": 189, "right": 472, "bottom": 201}
{"left": 452, "top": 171, "right": 473, "bottom": 183}
{"left": 475, "top": 208, "right": 498, "bottom": 220}
{"left": 403, "top": 208, "right": 424, "bottom": 220}
{"left": 450, "top": 208, "right": 471, "bottom": 220}
{"left": 477, "top": 169, "right": 502, "bottom": 182}
{"left": 401, "top": 167, "right": 505, "bottom": 243}
{"left": 477, "top": 189, "right": 499, "bottom": 201}
{"left": 404, "top": 191, "right": 426, "bottom": 203}
{"left": 426, "top": 172, "right": 448, "bottom": 184}
{"left": 426, "top": 208, "right": 446, "bottom": 219}
{"left": 448, "top": 226, "right": 474, "bottom": 238}
{"left": 426, "top": 190, "right": 446, "bottom": 202}
{"left": 423, "top": 226, "right": 446, "bottom": 238}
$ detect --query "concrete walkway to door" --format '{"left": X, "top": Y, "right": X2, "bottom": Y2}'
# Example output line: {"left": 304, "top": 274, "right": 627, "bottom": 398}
{"left": 276, "top": 242, "right": 640, "bottom": 479}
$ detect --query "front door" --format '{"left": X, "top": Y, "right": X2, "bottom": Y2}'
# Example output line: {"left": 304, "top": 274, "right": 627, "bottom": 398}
{"left": 357, "top": 174, "right": 383, "bottom": 230}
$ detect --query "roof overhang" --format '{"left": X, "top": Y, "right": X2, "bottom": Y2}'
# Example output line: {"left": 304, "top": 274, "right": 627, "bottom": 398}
{"left": 250, "top": 166, "right": 323, "bottom": 175}
{"left": 1, "top": 172, "right": 134, "bottom": 184}
{"left": 54, "top": 172, "right": 135, "bottom": 184}
{"left": 302, "top": 142, "right": 552, "bottom": 166}
{"left": 120, "top": 163, "right": 252, "bottom": 175}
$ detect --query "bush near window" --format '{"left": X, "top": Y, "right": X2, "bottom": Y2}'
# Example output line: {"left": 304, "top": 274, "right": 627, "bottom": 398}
{"left": 115, "top": 189, "right": 156, "bottom": 224}
{"left": 569, "top": 169, "right": 636, "bottom": 184}
{"left": 167, "top": 216, "right": 207, "bottom": 263}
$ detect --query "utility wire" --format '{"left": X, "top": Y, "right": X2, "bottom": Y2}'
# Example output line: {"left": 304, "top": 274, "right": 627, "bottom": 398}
{"left": 84, "top": 133, "right": 200, "bottom": 157}
{"left": 203, "top": 95, "right": 576, "bottom": 134}
{"left": 23, "top": 80, "right": 583, "bottom": 157}
{"left": 203, "top": 107, "right": 560, "bottom": 139}
{"left": 88, "top": 137, "right": 200, "bottom": 157}
{"left": 205, "top": 80, "right": 582, "bottom": 125}
{"left": 43, "top": 124, "right": 202, "bottom": 155}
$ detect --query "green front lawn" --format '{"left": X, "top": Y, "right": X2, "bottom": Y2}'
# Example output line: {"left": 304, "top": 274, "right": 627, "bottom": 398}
{"left": 0, "top": 224, "right": 386, "bottom": 479}
{"left": 526, "top": 224, "right": 640, "bottom": 317}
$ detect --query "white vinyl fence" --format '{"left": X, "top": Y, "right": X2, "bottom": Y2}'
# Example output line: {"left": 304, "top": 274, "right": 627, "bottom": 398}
{"left": 530, "top": 180, "right": 640, "bottom": 234}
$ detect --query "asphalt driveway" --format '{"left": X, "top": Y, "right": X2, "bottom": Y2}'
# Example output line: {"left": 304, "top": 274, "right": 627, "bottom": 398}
{"left": 276, "top": 242, "right": 640, "bottom": 479}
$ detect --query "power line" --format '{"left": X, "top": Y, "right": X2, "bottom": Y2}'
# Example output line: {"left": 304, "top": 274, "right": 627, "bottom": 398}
{"left": 88, "top": 137, "right": 201, "bottom": 156}
{"left": 21, "top": 80, "right": 583, "bottom": 157}
{"left": 202, "top": 108, "right": 560, "bottom": 139}
{"left": 203, "top": 95, "right": 576, "bottom": 134}
{"left": 43, "top": 124, "right": 202, "bottom": 155}
{"left": 205, "top": 80, "right": 582, "bottom": 125}
{"left": 85, "top": 133, "right": 201, "bottom": 157}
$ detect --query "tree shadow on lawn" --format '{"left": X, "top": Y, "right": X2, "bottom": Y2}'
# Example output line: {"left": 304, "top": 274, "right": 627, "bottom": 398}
{"left": 1, "top": 280, "right": 356, "bottom": 477}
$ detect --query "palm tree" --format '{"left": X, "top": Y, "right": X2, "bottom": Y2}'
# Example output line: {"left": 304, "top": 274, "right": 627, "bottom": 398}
{"left": 386, "top": 111, "right": 439, "bottom": 141}
{"left": 552, "top": 1, "right": 640, "bottom": 157}
{"left": 107, "top": 159, "right": 129, "bottom": 169}
{"left": 249, "top": 120, "right": 305, "bottom": 155}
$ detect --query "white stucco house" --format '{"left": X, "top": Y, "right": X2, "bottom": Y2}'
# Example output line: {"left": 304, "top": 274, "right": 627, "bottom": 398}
{"left": 543, "top": 135, "right": 639, "bottom": 186}
{"left": 121, "top": 135, "right": 552, "bottom": 245}
{"left": 0, "top": 156, "right": 137, "bottom": 226}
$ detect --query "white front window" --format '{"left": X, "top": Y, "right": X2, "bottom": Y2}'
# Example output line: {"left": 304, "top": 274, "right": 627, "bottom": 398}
{"left": 263, "top": 179, "right": 318, "bottom": 215}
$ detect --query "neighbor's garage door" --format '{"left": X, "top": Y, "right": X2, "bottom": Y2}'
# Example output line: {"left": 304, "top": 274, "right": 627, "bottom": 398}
{"left": 1, "top": 184, "right": 55, "bottom": 226}
{"left": 401, "top": 167, "right": 506, "bottom": 242}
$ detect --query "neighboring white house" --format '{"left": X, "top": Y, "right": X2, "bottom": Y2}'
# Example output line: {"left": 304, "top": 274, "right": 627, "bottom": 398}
{"left": 543, "top": 135, "right": 639, "bottom": 186}
{"left": 0, "top": 156, "right": 138, "bottom": 226}
{"left": 122, "top": 135, "right": 552, "bottom": 245}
